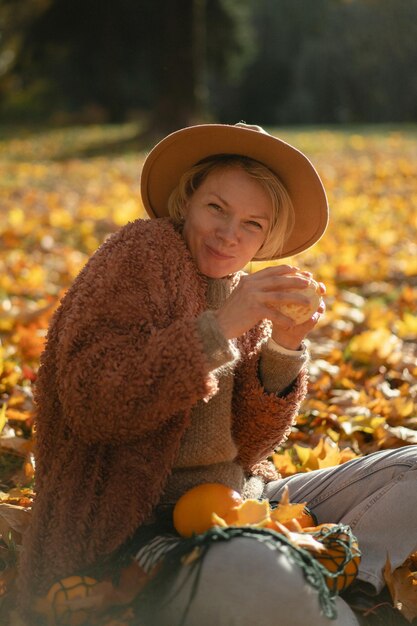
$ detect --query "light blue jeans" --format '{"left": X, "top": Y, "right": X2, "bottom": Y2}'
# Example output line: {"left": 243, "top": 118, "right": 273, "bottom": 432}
{"left": 264, "top": 445, "right": 417, "bottom": 593}
{"left": 142, "top": 447, "right": 417, "bottom": 626}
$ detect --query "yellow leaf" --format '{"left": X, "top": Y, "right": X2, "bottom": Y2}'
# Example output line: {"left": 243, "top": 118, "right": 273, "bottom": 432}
{"left": 272, "top": 450, "right": 298, "bottom": 476}
{"left": 340, "top": 415, "right": 386, "bottom": 435}
{"left": 348, "top": 328, "right": 402, "bottom": 365}
{"left": 395, "top": 313, "right": 417, "bottom": 340}
{"left": 294, "top": 444, "right": 319, "bottom": 471}
{"left": 314, "top": 438, "right": 343, "bottom": 469}
{"left": 339, "top": 448, "right": 358, "bottom": 464}
{"left": 391, "top": 397, "right": 415, "bottom": 419}
{"left": 8, "top": 208, "right": 25, "bottom": 228}
{"left": 0, "top": 402, "right": 7, "bottom": 435}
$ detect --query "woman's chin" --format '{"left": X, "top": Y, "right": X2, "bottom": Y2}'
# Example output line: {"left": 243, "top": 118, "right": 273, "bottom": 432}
{"left": 197, "top": 259, "right": 238, "bottom": 279}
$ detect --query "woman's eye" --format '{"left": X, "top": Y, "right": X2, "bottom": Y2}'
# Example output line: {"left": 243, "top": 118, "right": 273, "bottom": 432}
{"left": 209, "top": 203, "right": 223, "bottom": 212}
{"left": 247, "top": 221, "right": 262, "bottom": 230}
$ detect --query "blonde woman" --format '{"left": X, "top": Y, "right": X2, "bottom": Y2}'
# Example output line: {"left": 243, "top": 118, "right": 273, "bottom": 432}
{"left": 20, "top": 124, "right": 417, "bottom": 626}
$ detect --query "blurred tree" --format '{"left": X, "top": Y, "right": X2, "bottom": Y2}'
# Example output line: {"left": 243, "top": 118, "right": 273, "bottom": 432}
{"left": 144, "top": 0, "right": 254, "bottom": 132}
{"left": 2, "top": 0, "right": 416, "bottom": 126}
{"left": 220, "top": 0, "right": 417, "bottom": 124}
{"left": 0, "top": 0, "right": 51, "bottom": 115}
{"left": 3, "top": 0, "right": 158, "bottom": 122}
{"left": 147, "top": 0, "right": 205, "bottom": 133}
{"left": 0, "top": 0, "right": 255, "bottom": 132}
{"left": 289, "top": 0, "right": 417, "bottom": 123}
{"left": 216, "top": 0, "right": 330, "bottom": 124}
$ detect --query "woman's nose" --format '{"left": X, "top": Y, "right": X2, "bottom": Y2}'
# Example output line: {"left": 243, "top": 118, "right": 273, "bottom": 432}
{"left": 217, "top": 220, "right": 239, "bottom": 244}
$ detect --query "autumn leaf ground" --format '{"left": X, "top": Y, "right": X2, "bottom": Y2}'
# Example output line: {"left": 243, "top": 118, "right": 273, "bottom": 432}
{"left": 0, "top": 123, "right": 417, "bottom": 624}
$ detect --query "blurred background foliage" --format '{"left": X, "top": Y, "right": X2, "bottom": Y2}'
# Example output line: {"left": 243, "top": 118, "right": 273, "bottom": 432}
{"left": 0, "top": 0, "right": 417, "bottom": 134}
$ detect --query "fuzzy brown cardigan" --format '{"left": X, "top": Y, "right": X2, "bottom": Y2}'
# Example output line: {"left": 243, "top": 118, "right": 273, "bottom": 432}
{"left": 19, "top": 218, "right": 308, "bottom": 602}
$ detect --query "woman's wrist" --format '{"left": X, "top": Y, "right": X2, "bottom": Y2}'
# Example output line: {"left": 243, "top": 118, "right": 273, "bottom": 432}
{"left": 270, "top": 333, "right": 304, "bottom": 351}
{"left": 268, "top": 337, "right": 304, "bottom": 354}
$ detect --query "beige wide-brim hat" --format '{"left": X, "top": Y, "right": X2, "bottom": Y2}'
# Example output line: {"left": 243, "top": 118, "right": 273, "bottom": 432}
{"left": 140, "top": 123, "right": 329, "bottom": 260}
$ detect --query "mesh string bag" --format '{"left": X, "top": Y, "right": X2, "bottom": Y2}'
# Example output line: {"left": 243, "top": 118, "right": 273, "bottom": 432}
{"left": 40, "top": 575, "right": 99, "bottom": 626}
{"left": 303, "top": 523, "right": 361, "bottom": 593}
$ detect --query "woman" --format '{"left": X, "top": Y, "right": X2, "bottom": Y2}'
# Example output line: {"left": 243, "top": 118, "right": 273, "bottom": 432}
{"left": 20, "top": 123, "right": 417, "bottom": 626}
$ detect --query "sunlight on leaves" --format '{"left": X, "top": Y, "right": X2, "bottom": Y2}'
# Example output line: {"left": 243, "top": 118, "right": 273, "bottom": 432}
{"left": 0, "top": 124, "right": 416, "bottom": 624}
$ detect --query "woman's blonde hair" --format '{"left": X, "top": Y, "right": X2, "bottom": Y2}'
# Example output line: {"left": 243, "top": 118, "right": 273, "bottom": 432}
{"left": 167, "top": 155, "right": 295, "bottom": 260}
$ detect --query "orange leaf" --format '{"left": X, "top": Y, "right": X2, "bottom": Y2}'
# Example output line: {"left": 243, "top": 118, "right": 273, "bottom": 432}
{"left": 384, "top": 555, "right": 417, "bottom": 622}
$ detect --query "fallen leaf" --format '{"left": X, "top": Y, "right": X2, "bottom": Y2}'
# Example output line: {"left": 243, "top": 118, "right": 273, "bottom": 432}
{"left": 0, "top": 503, "right": 31, "bottom": 537}
{"left": 384, "top": 555, "right": 417, "bottom": 622}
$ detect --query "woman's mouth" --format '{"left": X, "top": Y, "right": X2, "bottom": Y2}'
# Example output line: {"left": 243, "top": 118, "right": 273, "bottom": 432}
{"left": 205, "top": 244, "right": 234, "bottom": 260}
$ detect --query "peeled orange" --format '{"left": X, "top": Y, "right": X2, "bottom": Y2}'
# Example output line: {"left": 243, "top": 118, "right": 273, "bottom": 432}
{"left": 279, "top": 278, "right": 321, "bottom": 324}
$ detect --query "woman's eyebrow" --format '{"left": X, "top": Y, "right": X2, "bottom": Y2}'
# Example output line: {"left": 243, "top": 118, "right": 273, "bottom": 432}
{"left": 248, "top": 214, "right": 270, "bottom": 222}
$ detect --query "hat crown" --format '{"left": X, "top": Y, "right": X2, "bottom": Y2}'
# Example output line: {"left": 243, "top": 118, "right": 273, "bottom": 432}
{"left": 234, "top": 122, "right": 267, "bottom": 135}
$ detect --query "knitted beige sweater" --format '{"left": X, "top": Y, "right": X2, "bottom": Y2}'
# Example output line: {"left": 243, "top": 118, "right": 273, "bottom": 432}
{"left": 161, "top": 276, "right": 308, "bottom": 503}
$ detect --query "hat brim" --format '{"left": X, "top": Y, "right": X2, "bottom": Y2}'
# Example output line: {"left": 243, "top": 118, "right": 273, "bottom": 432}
{"left": 140, "top": 124, "right": 329, "bottom": 260}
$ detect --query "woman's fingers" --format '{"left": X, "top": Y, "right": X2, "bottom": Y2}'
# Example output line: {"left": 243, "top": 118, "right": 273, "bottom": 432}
{"left": 216, "top": 266, "right": 326, "bottom": 340}
{"left": 317, "top": 298, "right": 326, "bottom": 314}
{"left": 256, "top": 264, "right": 300, "bottom": 276}
{"left": 248, "top": 268, "right": 313, "bottom": 293}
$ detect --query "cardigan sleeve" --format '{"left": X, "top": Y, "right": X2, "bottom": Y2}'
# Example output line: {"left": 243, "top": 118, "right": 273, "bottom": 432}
{"left": 46, "top": 222, "right": 228, "bottom": 444}
{"left": 232, "top": 325, "right": 308, "bottom": 471}
{"left": 259, "top": 341, "right": 308, "bottom": 394}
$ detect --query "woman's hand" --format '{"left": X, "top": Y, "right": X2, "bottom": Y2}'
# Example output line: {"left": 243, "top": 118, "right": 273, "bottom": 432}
{"left": 270, "top": 291, "right": 325, "bottom": 349}
{"left": 214, "top": 265, "right": 325, "bottom": 349}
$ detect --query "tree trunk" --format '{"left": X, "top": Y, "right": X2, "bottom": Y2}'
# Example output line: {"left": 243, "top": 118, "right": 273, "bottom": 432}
{"left": 150, "top": 0, "right": 208, "bottom": 135}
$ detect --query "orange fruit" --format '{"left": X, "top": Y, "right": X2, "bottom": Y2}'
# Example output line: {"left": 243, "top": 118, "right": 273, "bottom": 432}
{"left": 302, "top": 524, "right": 361, "bottom": 592}
{"left": 44, "top": 575, "right": 98, "bottom": 626}
{"left": 173, "top": 483, "right": 243, "bottom": 537}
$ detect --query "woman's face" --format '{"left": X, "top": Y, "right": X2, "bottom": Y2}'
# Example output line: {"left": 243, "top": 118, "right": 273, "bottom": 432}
{"left": 182, "top": 167, "right": 273, "bottom": 278}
